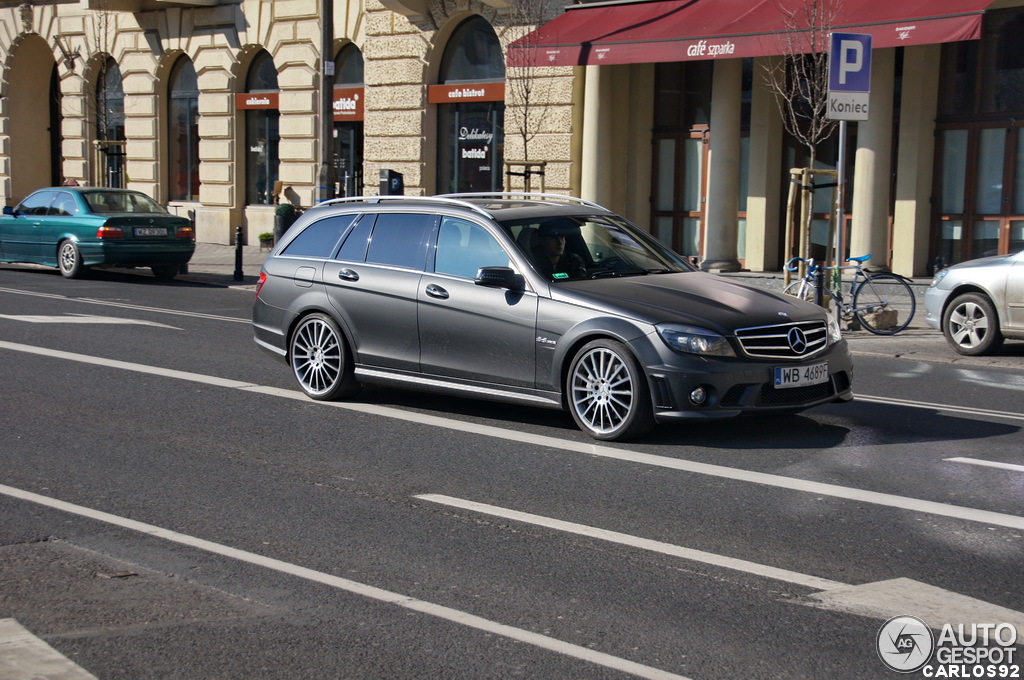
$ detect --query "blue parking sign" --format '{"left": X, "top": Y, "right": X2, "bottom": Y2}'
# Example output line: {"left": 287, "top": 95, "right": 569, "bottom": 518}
{"left": 828, "top": 32, "right": 872, "bottom": 121}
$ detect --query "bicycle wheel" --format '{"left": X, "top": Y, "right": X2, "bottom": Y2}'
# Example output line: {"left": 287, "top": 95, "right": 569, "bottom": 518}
{"left": 782, "top": 279, "right": 814, "bottom": 302}
{"left": 852, "top": 273, "right": 916, "bottom": 335}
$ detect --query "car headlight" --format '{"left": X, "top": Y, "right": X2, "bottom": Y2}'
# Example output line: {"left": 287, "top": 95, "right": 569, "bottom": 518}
{"left": 656, "top": 324, "right": 736, "bottom": 357}
{"left": 826, "top": 314, "right": 843, "bottom": 345}
{"left": 929, "top": 269, "right": 949, "bottom": 287}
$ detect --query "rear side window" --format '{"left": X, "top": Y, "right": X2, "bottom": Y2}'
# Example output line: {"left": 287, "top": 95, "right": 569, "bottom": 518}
{"left": 282, "top": 215, "right": 356, "bottom": 258}
{"left": 365, "top": 213, "right": 436, "bottom": 269}
{"left": 50, "top": 192, "right": 78, "bottom": 217}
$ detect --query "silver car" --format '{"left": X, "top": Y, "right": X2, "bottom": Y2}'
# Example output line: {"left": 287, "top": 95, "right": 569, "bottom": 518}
{"left": 252, "top": 194, "right": 853, "bottom": 441}
{"left": 924, "top": 251, "right": 1024, "bottom": 355}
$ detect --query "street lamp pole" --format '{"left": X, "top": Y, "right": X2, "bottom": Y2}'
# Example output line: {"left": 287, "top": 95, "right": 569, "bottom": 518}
{"left": 317, "top": 0, "right": 335, "bottom": 203}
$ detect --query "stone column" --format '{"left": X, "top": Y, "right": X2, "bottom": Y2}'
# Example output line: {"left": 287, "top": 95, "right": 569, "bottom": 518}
{"left": 849, "top": 48, "right": 895, "bottom": 271}
{"left": 580, "top": 64, "right": 612, "bottom": 204}
{"left": 745, "top": 56, "right": 784, "bottom": 271}
{"left": 892, "top": 44, "right": 940, "bottom": 278}
{"left": 701, "top": 58, "right": 742, "bottom": 272}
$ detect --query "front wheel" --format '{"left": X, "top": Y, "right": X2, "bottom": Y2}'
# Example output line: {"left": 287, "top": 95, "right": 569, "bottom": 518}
{"left": 566, "top": 339, "right": 654, "bottom": 441}
{"left": 58, "top": 240, "right": 87, "bottom": 279}
{"left": 943, "top": 292, "right": 1003, "bottom": 356}
{"left": 289, "top": 313, "right": 360, "bottom": 400}
{"left": 852, "top": 273, "right": 915, "bottom": 335}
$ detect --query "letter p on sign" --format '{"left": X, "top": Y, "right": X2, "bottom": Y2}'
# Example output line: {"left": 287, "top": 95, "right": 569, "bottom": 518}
{"left": 838, "top": 40, "right": 862, "bottom": 85}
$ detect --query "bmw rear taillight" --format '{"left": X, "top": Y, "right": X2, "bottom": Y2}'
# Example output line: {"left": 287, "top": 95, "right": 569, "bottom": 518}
{"left": 177, "top": 226, "right": 195, "bottom": 240}
{"left": 255, "top": 271, "right": 267, "bottom": 299}
{"left": 96, "top": 225, "right": 125, "bottom": 238}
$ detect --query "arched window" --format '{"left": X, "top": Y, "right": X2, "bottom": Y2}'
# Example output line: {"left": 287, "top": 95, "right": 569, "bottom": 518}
{"left": 333, "top": 44, "right": 365, "bottom": 197}
{"left": 96, "top": 58, "right": 126, "bottom": 188}
{"left": 245, "top": 52, "right": 280, "bottom": 205}
{"left": 435, "top": 17, "right": 505, "bottom": 193}
{"left": 169, "top": 58, "right": 200, "bottom": 201}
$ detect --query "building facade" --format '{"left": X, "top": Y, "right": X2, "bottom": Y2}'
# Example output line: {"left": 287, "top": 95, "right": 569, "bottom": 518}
{"left": 1, "top": 0, "right": 1022, "bottom": 276}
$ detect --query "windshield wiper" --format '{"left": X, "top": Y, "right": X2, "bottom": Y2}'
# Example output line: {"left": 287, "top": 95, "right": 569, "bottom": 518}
{"left": 589, "top": 267, "right": 650, "bottom": 279}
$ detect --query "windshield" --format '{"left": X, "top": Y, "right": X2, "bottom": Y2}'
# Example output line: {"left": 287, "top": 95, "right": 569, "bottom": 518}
{"left": 84, "top": 192, "right": 168, "bottom": 215}
{"left": 501, "top": 214, "right": 694, "bottom": 281}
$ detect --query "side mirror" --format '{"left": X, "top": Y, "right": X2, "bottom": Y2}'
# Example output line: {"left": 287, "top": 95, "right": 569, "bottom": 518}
{"left": 475, "top": 266, "right": 523, "bottom": 291}
{"left": 3, "top": 206, "right": 15, "bottom": 216}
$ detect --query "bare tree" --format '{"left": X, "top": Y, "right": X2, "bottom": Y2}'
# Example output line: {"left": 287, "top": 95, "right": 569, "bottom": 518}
{"left": 761, "top": 0, "right": 841, "bottom": 268}
{"left": 503, "top": 0, "right": 558, "bottom": 191}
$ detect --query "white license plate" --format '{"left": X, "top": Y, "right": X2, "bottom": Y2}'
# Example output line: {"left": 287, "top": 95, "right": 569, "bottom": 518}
{"left": 134, "top": 227, "right": 167, "bottom": 237}
{"left": 774, "top": 361, "right": 829, "bottom": 389}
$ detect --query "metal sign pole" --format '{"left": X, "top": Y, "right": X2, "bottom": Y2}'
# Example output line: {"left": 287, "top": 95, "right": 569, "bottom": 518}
{"left": 835, "top": 119, "right": 847, "bottom": 325}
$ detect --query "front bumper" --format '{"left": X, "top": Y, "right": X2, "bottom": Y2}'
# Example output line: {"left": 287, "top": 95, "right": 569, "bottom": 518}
{"left": 644, "top": 341, "right": 854, "bottom": 422}
{"left": 922, "top": 286, "right": 950, "bottom": 331}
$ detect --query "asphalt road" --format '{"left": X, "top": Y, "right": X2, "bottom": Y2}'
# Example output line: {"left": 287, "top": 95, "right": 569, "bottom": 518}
{"left": 1, "top": 264, "right": 1022, "bottom": 680}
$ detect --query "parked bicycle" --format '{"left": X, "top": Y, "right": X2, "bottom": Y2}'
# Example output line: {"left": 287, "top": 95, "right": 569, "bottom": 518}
{"left": 783, "top": 255, "right": 917, "bottom": 335}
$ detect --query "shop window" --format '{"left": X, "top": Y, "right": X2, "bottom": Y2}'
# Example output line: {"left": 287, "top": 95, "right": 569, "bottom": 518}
{"left": 936, "top": 10, "right": 1024, "bottom": 264}
{"left": 96, "top": 58, "right": 125, "bottom": 188}
{"left": 333, "top": 45, "right": 365, "bottom": 197}
{"left": 245, "top": 52, "right": 280, "bottom": 206}
{"left": 169, "top": 58, "right": 200, "bottom": 202}
{"left": 435, "top": 16, "right": 505, "bottom": 194}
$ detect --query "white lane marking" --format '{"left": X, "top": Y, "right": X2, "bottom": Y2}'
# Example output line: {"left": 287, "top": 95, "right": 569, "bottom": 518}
{"left": 0, "top": 286, "right": 248, "bottom": 323}
{"left": 416, "top": 494, "right": 845, "bottom": 592}
{"left": 418, "top": 496, "right": 1024, "bottom": 634}
{"left": 0, "top": 314, "right": 179, "bottom": 329}
{"left": 855, "top": 394, "right": 1024, "bottom": 423}
{"left": 0, "top": 619, "right": 98, "bottom": 680}
{"left": 804, "top": 578, "right": 1024, "bottom": 640}
{"left": 0, "top": 483, "right": 689, "bottom": 680}
{"left": 946, "top": 457, "right": 1024, "bottom": 473}
{"left": 2, "top": 339, "right": 1023, "bottom": 531}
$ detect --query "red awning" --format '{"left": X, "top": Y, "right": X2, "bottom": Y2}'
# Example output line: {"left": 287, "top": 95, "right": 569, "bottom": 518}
{"left": 508, "top": 0, "right": 990, "bottom": 67}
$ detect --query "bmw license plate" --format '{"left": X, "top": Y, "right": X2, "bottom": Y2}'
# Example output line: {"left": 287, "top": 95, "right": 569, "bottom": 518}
{"left": 133, "top": 227, "right": 167, "bottom": 237}
{"left": 774, "top": 361, "right": 829, "bottom": 389}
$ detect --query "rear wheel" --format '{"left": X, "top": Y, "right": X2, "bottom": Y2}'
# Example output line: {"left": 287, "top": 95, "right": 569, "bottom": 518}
{"left": 852, "top": 273, "right": 915, "bottom": 335}
{"left": 151, "top": 264, "right": 179, "bottom": 280}
{"left": 567, "top": 339, "right": 654, "bottom": 441}
{"left": 943, "top": 292, "right": 1003, "bottom": 356}
{"left": 57, "top": 240, "right": 87, "bottom": 279}
{"left": 289, "top": 313, "right": 359, "bottom": 400}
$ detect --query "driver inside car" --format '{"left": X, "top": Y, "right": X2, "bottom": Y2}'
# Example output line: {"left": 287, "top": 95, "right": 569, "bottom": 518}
{"left": 531, "top": 218, "right": 587, "bottom": 280}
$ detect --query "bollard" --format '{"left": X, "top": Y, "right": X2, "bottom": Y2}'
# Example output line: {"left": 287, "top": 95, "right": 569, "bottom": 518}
{"left": 814, "top": 265, "right": 824, "bottom": 307}
{"left": 234, "top": 226, "right": 244, "bottom": 281}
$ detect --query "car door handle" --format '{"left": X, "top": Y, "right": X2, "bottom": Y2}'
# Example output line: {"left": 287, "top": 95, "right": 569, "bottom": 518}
{"left": 337, "top": 268, "right": 359, "bottom": 281}
{"left": 425, "top": 283, "right": 449, "bottom": 300}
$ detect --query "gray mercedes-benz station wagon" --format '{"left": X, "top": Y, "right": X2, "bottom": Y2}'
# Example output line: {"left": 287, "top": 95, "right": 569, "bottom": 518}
{"left": 252, "top": 193, "right": 853, "bottom": 440}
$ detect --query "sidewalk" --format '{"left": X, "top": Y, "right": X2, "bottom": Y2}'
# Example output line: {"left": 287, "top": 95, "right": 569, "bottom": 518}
{"left": 177, "top": 241, "right": 271, "bottom": 288}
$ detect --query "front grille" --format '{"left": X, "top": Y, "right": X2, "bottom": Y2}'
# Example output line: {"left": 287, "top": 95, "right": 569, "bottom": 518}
{"left": 734, "top": 321, "right": 829, "bottom": 359}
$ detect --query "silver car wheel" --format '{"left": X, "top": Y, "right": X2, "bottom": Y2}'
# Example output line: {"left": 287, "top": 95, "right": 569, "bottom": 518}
{"left": 568, "top": 340, "right": 653, "bottom": 441}
{"left": 58, "top": 240, "right": 85, "bottom": 279}
{"left": 944, "top": 292, "right": 1003, "bottom": 356}
{"left": 289, "top": 313, "right": 358, "bottom": 400}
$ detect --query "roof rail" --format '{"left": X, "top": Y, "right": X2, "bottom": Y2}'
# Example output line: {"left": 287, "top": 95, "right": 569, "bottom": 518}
{"left": 314, "top": 194, "right": 493, "bottom": 219}
{"left": 438, "top": 192, "right": 609, "bottom": 211}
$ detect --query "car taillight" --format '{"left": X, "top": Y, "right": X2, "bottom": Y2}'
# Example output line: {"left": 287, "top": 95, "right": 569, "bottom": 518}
{"left": 255, "top": 271, "right": 267, "bottom": 299}
{"left": 96, "top": 226, "right": 125, "bottom": 238}
{"left": 177, "top": 226, "right": 194, "bottom": 240}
